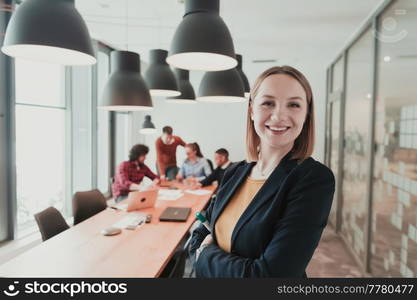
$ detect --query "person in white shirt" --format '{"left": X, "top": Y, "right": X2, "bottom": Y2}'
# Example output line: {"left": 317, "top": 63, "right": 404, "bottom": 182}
{"left": 176, "top": 143, "right": 212, "bottom": 182}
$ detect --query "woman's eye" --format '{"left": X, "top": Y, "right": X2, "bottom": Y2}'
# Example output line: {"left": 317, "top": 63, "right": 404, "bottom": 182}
{"left": 289, "top": 102, "right": 301, "bottom": 108}
{"left": 262, "top": 101, "right": 273, "bottom": 107}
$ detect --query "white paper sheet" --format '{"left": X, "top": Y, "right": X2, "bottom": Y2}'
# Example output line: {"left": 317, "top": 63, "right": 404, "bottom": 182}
{"left": 114, "top": 203, "right": 128, "bottom": 211}
{"left": 185, "top": 189, "right": 212, "bottom": 196}
{"left": 157, "top": 189, "right": 183, "bottom": 201}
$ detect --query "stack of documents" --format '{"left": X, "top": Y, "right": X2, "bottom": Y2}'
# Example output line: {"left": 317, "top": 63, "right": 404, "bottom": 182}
{"left": 114, "top": 203, "right": 128, "bottom": 211}
{"left": 157, "top": 189, "right": 183, "bottom": 201}
{"left": 185, "top": 189, "right": 212, "bottom": 196}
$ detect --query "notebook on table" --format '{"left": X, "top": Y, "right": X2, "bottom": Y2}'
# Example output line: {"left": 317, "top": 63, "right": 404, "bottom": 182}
{"left": 159, "top": 207, "right": 191, "bottom": 222}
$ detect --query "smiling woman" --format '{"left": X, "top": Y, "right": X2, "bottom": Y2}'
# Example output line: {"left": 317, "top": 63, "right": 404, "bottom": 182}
{"left": 247, "top": 66, "right": 315, "bottom": 165}
{"left": 189, "top": 66, "right": 335, "bottom": 278}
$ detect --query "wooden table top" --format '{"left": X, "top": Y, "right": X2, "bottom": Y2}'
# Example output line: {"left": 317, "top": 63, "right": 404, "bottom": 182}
{"left": 0, "top": 184, "right": 215, "bottom": 278}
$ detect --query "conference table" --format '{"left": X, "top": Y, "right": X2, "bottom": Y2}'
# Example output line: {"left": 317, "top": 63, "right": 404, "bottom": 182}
{"left": 0, "top": 183, "right": 215, "bottom": 277}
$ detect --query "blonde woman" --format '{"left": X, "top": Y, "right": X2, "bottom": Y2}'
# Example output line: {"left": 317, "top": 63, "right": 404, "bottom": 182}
{"left": 189, "top": 66, "right": 335, "bottom": 278}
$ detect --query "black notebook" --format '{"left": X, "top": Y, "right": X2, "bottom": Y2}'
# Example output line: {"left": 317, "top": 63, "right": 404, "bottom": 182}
{"left": 159, "top": 207, "right": 191, "bottom": 222}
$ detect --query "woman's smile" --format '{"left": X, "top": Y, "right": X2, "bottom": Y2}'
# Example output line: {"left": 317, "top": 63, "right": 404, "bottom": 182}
{"left": 265, "top": 124, "right": 291, "bottom": 135}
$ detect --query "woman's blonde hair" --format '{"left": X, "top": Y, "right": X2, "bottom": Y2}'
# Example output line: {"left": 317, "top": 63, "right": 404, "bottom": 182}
{"left": 246, "top": 66, "right": 315, "bottom": 162}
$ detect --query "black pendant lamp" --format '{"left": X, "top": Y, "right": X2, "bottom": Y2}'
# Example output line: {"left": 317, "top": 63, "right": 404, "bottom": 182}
{"left": 236, "top": 54, "right": 250, "bottom": 98}
{"left": 140, "top": 115, "right": 156, "bottom": 134}
{"left": 144, "top": 49, "right": 180, "bottom": 97}
{"left": 98, "top": 51, "right": 153, "bottom": 111}
{"left": 167, "top": 69, "right": 196, "bottom": 104}
{"left": 166, "top": 0, "right": 237, "bottom": 71}
{"left": 1, "top": 0, "right": 95, "bottom": 65}
{"left": 197, "top": 69, "right": 245, "bottom": 103}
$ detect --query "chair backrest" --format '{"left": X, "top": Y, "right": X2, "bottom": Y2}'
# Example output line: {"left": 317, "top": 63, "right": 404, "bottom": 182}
{"left": 207, "top": 159, "right": 214, "bottom": 172}
{"left": 34, "top": 207, "right": 69, "bottom": 242}
{"left": 72, "top": 189, "right": 107, "bottom": 225}
{"left": 167, "top": 249, "right": 187, "bottom": 278}
{"left": 159, "top": 248, "right": 187, "bottom": 278}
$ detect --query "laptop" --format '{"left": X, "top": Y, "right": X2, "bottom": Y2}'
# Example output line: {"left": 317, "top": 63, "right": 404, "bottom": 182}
{"left": 126, "top": 189, "right": 158, "bottom": 212}
{"left": 159, "top": 207, "right": 191, "bottom": 222}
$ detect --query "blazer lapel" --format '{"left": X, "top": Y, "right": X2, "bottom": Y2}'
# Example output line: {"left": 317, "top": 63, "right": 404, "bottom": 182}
{"left": 210, "top": 161, "right": 255, "bottom": 236}
{"left": 230, "top": 152, "right": 297, "bottom": 247}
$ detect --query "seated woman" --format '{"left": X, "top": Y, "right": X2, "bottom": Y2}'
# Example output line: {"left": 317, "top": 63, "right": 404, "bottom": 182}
{"left": 176, "top": 143, "right": 212, "bottom": 182}
{"left": 189, "top": 66, "right": 335, "bottom": 278}
{"left": 112, "top": 144, "right": 159, "bottom": 203}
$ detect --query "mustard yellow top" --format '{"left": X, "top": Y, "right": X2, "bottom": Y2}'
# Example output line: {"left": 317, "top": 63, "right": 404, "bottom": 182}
{"left": 215, "top": 177, "right": 266, "bottom": 252}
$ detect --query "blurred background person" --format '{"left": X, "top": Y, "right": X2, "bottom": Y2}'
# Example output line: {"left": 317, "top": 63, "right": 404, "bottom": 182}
{"left": 112, "top": 144, "right": 159, "bottom": 203}
{"left": 155, "top": 126, "right": 186, "bottom": 180}
{"left": 177, "top": 143, "right": 212, "bottom": 183}
{"left": 193, "top": 148, "right": 234, "bottom": 188}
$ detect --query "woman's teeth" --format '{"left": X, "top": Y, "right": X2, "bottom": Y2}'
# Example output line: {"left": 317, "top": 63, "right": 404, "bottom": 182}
{"left": 267, "top": 125, "right": 289, "bottom": 132}
{"left": 270, "top": 126, "right": 287, "bottom": 131}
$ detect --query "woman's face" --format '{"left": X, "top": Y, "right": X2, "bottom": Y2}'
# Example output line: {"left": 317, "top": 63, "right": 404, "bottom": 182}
{"left": 185, "top": 147, "right": 197, "bottom": 160}
{"left": 250, "top": 74, "right": 308, "bottom": 151}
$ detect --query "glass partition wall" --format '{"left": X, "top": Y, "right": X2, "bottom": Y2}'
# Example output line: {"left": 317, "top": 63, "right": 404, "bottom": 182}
{"left": 340, "top": 28, "right": 373, "bottom": 267}
{"left": 370, "top": 0, "right": 417, "bottom": 278}
{"left": 328, "top": 56, "right": 345, "bottom": 230}
{"left": 325, "top": 0, "right": 417, "bottom": 277}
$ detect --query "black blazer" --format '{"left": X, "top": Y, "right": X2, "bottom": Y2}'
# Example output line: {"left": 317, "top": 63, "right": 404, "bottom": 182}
{"left": 199, "top": 162, "right": 235, "bottom": 187}
{"left": 189, "top": 152, "right": 335, "bottom": 278}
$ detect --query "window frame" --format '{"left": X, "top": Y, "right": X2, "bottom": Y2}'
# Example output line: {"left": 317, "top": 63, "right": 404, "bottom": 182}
{"left": 92, "top": 41, "right": 115, "bottom": 198}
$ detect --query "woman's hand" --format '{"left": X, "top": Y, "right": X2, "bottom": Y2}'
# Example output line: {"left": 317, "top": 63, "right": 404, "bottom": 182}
{"left": 176, "top": 173, "right": 183, "bottom": 181}
{"left": 152, "top": 178, "right": 160, "bottom": 186}
{"left": 196, "top": 234, "right": 213, "bottom": 261}
{"left": 192, "top": 182, "right": 203, "bottom": 190}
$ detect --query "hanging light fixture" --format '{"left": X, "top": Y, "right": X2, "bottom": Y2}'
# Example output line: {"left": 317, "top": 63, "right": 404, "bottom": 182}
{"left": 236, "top": 54, "right": 250, "bottom": 98}
{"left": 166, "top": 0, "right": 237, "bottom": 71}
{"left": 167, "top": 69, "right": 196, "bottom": 104}
{"left": 144, "top": 49, "right": 180, "bottom": 97}
{"left": 1, "top": 0, "right": 95, "bottom": 65}
{"left": 98, "top": 51, "right": 153, "bottom": 111}
{"left": 197, "top": 69, "right": 245, "bottom": 103}
{"left": 140, "top": 115, "right": 156, "bottom": 134}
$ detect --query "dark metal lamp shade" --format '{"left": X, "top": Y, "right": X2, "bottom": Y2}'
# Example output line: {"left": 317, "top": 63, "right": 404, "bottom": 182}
{"left": 236, "top": 54, "right": 250, "bottom": 98}
{"left": 197, "top": 69, "right": 245, "bottom": 103}
{"left": 140, "top": 115, "right": 156, "bottom": 134}
{"left": 144, "top": 49, "right": 180, "bottom": 97}
{"left": 98, "top": 51, "right": 153, "bottom": 111}
{"left": 1, "top": 0, "right": 96, "bottom": 65}
{"left": 167, "top": 69, "right": 196, "bottom": 104}
{"left": 166, "top": 0, "right": 237, "bottom": 71}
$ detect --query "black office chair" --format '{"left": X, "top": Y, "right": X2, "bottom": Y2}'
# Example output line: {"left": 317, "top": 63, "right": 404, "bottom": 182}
{"left": 159, "top": 233, "right": 190, "bottom": 278}
{"left": 160, "top": 248, "right": 188, "bottom": 278}
{"left": 34, "top": 207, "right": 70, "bottom": 242}
{"left": 207, "top": 159, "right": 214, "bottom": 172}
{"left": 72, "top": 189, "right": 107, "bottom": 225}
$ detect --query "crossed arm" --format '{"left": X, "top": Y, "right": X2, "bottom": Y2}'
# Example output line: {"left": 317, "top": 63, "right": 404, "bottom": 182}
{"left": 189, "top": 165, "right": 335, "bottom": 278}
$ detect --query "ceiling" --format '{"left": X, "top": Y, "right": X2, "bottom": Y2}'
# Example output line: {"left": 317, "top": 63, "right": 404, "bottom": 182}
{"left": 75, "top": 0, "right": 385, "bottom": 74}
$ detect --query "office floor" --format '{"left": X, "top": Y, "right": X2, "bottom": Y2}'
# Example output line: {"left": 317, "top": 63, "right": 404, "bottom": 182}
{"left": 306, "top": 225, "right": 363, "bottom": 277}
{"left": 184, "top": 225, "right": 363, "bottom": 278}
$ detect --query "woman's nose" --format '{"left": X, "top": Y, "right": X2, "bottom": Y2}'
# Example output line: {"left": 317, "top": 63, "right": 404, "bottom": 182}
{"left": 271, "top": 105, "right": 287, "bottom": 121}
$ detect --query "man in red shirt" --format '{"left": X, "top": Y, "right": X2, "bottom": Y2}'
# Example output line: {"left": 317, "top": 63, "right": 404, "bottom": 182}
{"left": 155, "top": 126, "right": 186, "bottom": 180}
{"left": 112, "top": 144, "right": 159, "bottom": 203}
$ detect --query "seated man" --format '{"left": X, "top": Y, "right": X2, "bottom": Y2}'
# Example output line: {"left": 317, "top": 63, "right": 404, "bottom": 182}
{"left": 112, "top": 144, "right": 159, "bottom": 203}
{"left": 194, "top": 148, "right": 233, "bottom": 188}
